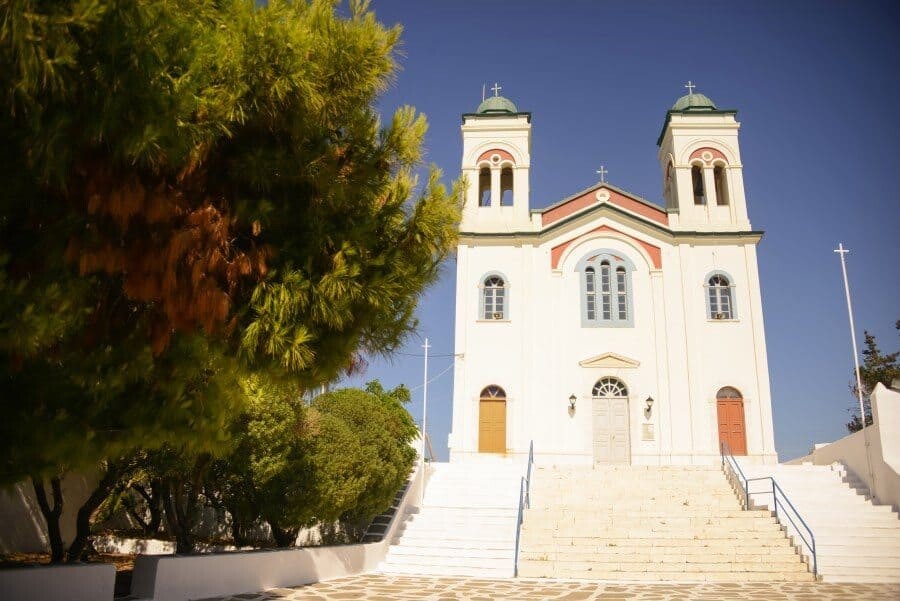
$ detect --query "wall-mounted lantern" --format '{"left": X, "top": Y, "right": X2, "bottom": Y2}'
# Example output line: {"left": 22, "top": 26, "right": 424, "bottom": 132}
{"left": 645, "top": 396, "right": 654, "bottom": 417}
{"left": 568, "top": 394, "right": 577, "bottom": 411}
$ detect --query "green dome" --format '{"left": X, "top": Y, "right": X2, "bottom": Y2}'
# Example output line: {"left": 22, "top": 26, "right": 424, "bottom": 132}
{"left": 671, "top": 92, "right": 717, "bottom": 111}
{"left": 476, "top": 95, "right": 518, "bottom": 114}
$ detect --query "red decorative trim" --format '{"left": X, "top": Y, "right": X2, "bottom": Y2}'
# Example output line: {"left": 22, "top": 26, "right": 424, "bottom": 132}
{"left": 476, "top": 149, "right": 515, "bottom": 164}
{"left": 551, "top": 225, "right": 662, "bottom": 270}
{"left": 689, "top": 147, "right": 728, "bottom": 164}
{"left": 541, "top": 186, "right": 668, "bottom": 227}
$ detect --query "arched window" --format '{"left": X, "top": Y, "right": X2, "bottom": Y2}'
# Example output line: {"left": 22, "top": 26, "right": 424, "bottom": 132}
{"left": 691, "top": 164, "right": 706, "bottom": 205}
{"left": 481, "top": 385, "right": 506, "bottom": 399}
{"left": 592, "top": 377, "right": 628, "bottom": 398}
{"left": 480, "top": 274, "right": 507, "bottom": 320}
{"left": 664, "top": 162, "right": 675, "bottom": 208}
{"left": 578, "top": 251, "right": 634, "bottom": 327}
{"left": 706, "top": 272, "right": 735, "bottom": 320}
{"left": 478, "top": 167, "right": 491, "bottom": 206}
{"left": 500, "top": 166, "right": 513, "bottom": 206}
{"left": 714, "top": 165, "right": 729, "bottom": 206}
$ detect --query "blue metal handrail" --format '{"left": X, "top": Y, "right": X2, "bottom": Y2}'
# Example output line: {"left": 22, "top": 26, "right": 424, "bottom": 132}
{"left": 514, "top": 440, "right": 535, "bottom": 577}
{"left": 720, "top": 442, "right": 817, "bottom": 576}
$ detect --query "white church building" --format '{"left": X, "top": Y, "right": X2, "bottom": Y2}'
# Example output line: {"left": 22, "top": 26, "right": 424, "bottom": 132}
{"left": 448, "top": 87, "right": 778, "bottom": 466}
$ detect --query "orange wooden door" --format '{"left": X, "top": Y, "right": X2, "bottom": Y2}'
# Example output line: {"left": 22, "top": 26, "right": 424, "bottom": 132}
{"left": 717, "top": 399, "right": 747, "bottom": 455}
{"left": 479, "top": 399, "right": 506, "bottom": 454}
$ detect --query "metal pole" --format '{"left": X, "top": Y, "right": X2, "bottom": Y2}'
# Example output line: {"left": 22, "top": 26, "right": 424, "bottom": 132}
{"left": 420, "top": 338, "right": 430, "bottom": 503}
{"left": 834, "top": 243, "right": 877, "bottom": 500}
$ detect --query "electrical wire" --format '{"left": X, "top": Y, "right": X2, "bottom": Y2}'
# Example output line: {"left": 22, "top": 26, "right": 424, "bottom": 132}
{"left": 409, "top": 360, "right": 455, "bottom": 392}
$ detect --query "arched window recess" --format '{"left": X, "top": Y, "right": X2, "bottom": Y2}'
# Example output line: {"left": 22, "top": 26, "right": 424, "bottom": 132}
{"left": 705, "top": 271, "right": 736, "bottom": 320}
{"left": 479, "top": 272, "right": 509, "bottom": 321}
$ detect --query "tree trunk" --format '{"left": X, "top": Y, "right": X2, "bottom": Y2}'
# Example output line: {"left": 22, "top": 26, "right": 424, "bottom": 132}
{"left": 67, "top": 460, "right": 129, "bottom": 562}
{"left": 126, "top": 480, "right": 163, "bottom": 536}
{"left": 161, "top": 455, "right": 210, "bottom": 555}
{"left": 32, "top": 476, "right": 65, "bottom": 563}
{"left": 269, "top": 521, "right": 299, "bottom": 548}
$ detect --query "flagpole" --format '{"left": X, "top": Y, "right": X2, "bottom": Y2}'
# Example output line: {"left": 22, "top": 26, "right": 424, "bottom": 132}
{"left": 420, "top": 337, "right": 430, "bottom": 502}
{"left": 834, "top": 243, "right": 876, "bottom": 500}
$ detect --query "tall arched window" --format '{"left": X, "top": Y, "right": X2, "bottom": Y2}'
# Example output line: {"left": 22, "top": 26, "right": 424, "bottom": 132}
{"left": 691, "top": 164, "right": 706, "bottom": 205}
{"left": 714, "top": 165, "right": 729, "bottom": 206}
{"left": 706, "top": 272, "right": 735, "bottom": 320}
{"left": 578, "top": 251, "right": 634, "bottom": 327}
{"left": 480, "top": 274, "right": 507, "bottom": 320}
{"left": 478, "top": 167, "right": 491, "bottom": 206}
{"left": 500, "top": 166, "right": 513, "bottom": 206}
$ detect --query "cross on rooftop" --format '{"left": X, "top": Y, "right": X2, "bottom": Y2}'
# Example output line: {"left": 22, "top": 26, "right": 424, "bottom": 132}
{"left": 684, "top": 80, "right": 696, "bottom": 95}
{"left": 596, "top": 165, "right": 608, "bottom": 183}
{"left": 491, "top": 82, "right": 502, "bottom": 97}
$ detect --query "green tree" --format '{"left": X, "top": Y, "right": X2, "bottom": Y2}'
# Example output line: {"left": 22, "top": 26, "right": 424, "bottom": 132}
{"left": 847, "top": 323, "right": 899, "bottom": 432}
{"left": 211, "top": 380, "right": 417, "bottom": 548}
{"left": 1, "top": 0, "right": 458, "bottom": 561}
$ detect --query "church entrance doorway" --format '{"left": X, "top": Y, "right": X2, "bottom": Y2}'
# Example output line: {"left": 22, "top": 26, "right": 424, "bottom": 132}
{"left": 478, "top": 385, "right": 507, "bottom": 454}
{"left": 717, "top": 386, "right": 747, "bottom": 455}
{"left": 592, "top": 377, "right": 630, "bottom": 464}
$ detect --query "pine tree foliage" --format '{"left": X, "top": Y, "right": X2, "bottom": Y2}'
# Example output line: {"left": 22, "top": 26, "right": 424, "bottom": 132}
{"left": 1, "top": 0, "right": 459, "bottom": 488}
{"left": 847, "top": 324, "right": 899, "bottom": 432}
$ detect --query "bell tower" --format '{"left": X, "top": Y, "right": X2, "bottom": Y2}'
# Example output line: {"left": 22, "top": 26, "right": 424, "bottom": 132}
{"left": 657, "top": 83, "right": 751, "bottom": 231}
{"left": 460, "top": 85, "right": 533, "bottom": 233}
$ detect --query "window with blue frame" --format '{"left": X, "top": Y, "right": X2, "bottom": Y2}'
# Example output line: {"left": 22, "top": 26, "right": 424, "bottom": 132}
{"left": 578, "top": 250, "right": 634, "bottom": 327}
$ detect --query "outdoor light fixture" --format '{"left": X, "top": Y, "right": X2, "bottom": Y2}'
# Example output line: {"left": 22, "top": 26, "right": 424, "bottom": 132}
{"left": 645, "top": 396, "right": 654, "bottom": 413}
{"left": 568, "top": 394, "right": 577, "bottom": 410}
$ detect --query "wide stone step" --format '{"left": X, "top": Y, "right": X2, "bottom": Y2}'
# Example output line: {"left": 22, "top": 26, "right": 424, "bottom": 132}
{"left": 518, "top": 562, "right": 812, "bottom": 580}
{"left": 519, "top": 558, "right": 808, "bottom": 571}
{"left": 525, "top": 515, "right": 776, "bottom": 527}
{"left": 520, "top": 548, "right": 802, "bottom": 562}
{"left": 384, "top": 554, "right": 513, "bottom": 570}
{"left": 527, "top": 508, "right": 755, "bottom": 519}
{"left": 819, "top": 570, "right": 900, "bottom": 583}
{"left": 815, "top": 541, "right": 900, "bottom": 554}
{"left": 379, "top": 562, "right": 512, "bottom": 578}
{"left": 816, "top": 555, "right": 900, "bottom": 569}
{"left": 522, "top": 524, "right": 784, "bottom": 538}
{"left": 519, "top": 568, "right": 814, "bottom": 582}
{"left": 388, "top": 546, "right": 513, "bottom": 560}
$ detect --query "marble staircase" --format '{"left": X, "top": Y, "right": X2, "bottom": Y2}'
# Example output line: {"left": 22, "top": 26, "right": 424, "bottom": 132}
{"left": 738, "top": 461, "right": 900, "bottom": 583}
{"left": 377, "top": 457, "right": 523, "bottom": 578}
{"left": 517, "top": 465, "right": 813, "bottom": 582}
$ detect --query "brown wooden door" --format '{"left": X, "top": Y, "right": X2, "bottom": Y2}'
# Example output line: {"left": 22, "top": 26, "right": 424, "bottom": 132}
{"left": 717, "top": 399, "right": 747, "bottom": 455}
{"left": 479, "top": 399, "right": 506, "bottom": 454}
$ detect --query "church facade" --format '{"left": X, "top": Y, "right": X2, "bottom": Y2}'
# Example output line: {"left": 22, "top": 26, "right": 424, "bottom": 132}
{"left": 448, "top": 88, "right": 778, "bottom": 466}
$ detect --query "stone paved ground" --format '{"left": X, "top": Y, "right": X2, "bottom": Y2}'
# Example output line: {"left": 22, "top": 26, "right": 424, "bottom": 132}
{"left": 206, "top": 573, "right": 900, "bottom": 600}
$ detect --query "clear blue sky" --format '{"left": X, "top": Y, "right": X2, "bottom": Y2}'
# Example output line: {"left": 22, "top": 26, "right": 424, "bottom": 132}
{"left": 343, "top": 1, "right": 900, "bottom": 462}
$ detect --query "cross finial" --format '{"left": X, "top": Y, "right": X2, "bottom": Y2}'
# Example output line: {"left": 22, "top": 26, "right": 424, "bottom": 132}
{"left": 491, "top": 82, "right": 502, "bottom": 97}
{"left": 596, "top": 165, "right": 608, "bottom": 183}
{"left": 684, "top": 80, "right": 696, "bottom": 95}
{"left": 834, "top": 242, "right": 849, "bottom": 256}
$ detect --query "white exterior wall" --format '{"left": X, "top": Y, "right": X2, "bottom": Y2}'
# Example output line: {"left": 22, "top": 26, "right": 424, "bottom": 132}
{"left": 451, "top": 222, "right": 777, "bottom": 466}
{"left": 450, "top": 105, "right": 777, "bottom": 467}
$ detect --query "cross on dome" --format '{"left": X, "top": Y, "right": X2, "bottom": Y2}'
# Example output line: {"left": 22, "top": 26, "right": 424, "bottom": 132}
{"left": 596, "top": 165, "right": 608, "bottom": 183}
{"left": 491, "top": 82, "right": 502, "bottom": 97}
{"left": 684, "top": 80, "right": 696, "bottom": 95}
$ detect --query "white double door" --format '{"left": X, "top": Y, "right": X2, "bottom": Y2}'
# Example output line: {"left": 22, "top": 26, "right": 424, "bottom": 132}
{"left": 592, "top": 396, "right": 630, "bottom": 464}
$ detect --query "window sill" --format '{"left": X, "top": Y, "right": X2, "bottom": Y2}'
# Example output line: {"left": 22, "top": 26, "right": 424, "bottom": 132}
{"left": 476, "top": 319, "right": 511, "bottom": 323}
{"left": 707, "top": 318, "right": 740, "bottom": 323}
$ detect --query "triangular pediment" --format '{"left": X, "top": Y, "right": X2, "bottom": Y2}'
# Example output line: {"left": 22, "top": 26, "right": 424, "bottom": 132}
{"left": 578, "top": 352, "right": 640, "bottom": 369}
